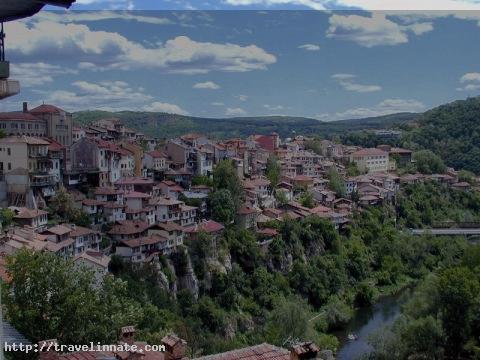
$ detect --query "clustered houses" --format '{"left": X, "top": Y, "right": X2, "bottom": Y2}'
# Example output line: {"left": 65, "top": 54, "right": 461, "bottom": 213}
{"left": 1, "top": 102, "right": 479, "bottom": 271}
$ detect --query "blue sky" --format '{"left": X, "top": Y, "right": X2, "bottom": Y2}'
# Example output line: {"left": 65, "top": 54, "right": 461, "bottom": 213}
{"left": 3, "top": 8, "right": 480, "bottom": 120}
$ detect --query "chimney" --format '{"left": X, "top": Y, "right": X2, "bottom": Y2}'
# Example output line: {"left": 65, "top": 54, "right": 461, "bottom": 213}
{"left": 23, "top": 102, "right": 28, "bottom": 113}
{"left": 289, "top": 342, "right": 320, "bottom": 360}
{"left": 38, "top": 339, "right": 58, "bottom": 360}
{"left": 161, "top": 334, "right": 187, "bottom": 360}
{"left": 120, "top": 326, "right": 136, "bottom": 345}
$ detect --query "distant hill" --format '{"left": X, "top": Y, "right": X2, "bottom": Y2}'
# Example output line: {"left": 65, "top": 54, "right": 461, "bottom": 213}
{"left": 73, "top": 111, "right": 417, "bottom": 140}
{"left": 403, "top": 96, "right": 480, "bottom": 174}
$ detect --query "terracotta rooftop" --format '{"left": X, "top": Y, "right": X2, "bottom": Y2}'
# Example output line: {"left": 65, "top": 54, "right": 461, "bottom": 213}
{"left": 44, "top": 224, "right": 72, "bottom": 236}
{"left": 124, "top": 191, "right": 151, "bottom": 199}
{"left": 119, "top": 235, "right": 168, "bottom": 248}
{"left": 0, "top": 136, "right": 50, "bottom": 145}
{"left": 184, "top": 220, "right": 224, "bottom": 234}
{"left": 0, "top": 112, "right": 41, "bottom": 121}
{"left": 351, "top": 148, "right": 388, "bottom": 157}
{"left": 30, "top": 104, "right": 67, "bottom": 114}
{"left": 108, "top": 220, "right": 150, "bottom": 235}
{"left": 196, "top": 343, "right": 289, "bottom": 360}
{"left": 12, "top": 207, "right": 47, "bottom": 219}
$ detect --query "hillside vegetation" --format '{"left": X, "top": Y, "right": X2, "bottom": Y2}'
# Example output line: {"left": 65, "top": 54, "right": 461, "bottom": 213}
{"left": 73, "top": 111, "right": 417, "bottom": 140}
{"left": 402, "top": 97, "right": 480, "bottom": 174}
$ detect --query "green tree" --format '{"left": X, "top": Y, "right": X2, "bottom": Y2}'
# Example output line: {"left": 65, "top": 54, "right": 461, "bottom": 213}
{"left": 266, "top": 155, "right": 281, "bottom": 191}
{"left": 438, "top": 267, "right": 480, "bottom": 357}
{"left": 413, "top": 150, "right": 446, "bottom": 174}
{"left": 0, "top": 208, "right": 15, "bottom": 228}
{"left": 274, "top": 189, "right": 288, "bottom": 207}
{"left": 299, "top": 191, "right": 315, "bottom": 209}
{"left": 213, "top": 160, "right": 243, "bottom": 209}
{"left": 209, "top": 189, "right": 236, "bottom": 224}
{"left": 3, "top": 249, "right": 141, "bottom": 344}
{"left": 265, "top": 296, "right": 312, "bottom": 346}
{"left": 328, "top": 168, "right": 346, "bottom": 197}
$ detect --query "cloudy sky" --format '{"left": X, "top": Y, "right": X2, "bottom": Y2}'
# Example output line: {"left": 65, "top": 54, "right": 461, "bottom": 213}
{"left": 3, "top": 4, "right": 480, "bottom": 120}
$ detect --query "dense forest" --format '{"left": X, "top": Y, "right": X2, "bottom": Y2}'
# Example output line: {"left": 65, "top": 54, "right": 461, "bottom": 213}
{"left": 73, "top": 111, "right": 416, "bottom": 140}
{"left": 3, "top": 177, "right": 480, "bottom": 359}
{"left": 401, "top": 97, "right": 480, "bottom": 174}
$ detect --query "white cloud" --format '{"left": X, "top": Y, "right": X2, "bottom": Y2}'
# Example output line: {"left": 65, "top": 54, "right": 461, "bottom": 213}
{"left": 460, "top": 72, "right": 480, "bottom": 83}
{"left": 211, "top": 102, "right": 225, "bottom": 106}
{"left": 235, "top": 94, "right": 249, "bottom": 101}
{"left": 318, "top": 98, "right": 426, "bottom": 121}
{"left": 224, "top": 0, "right": 326, "bottom": 10}
{"left": 332, "top": 73, "right": 382, "bottom": 93}
{"left": 326, "top": 13, "right": 433, "bottom": 47}
{"left": 193, "top": 81, "right": 221, "bottom": 90}
{"left": 34, "top": 11, "right": 172, "bottom": 25}
{"left": 10, "top": 63, "right": 78, "bottom": 87}
{"left": 223, "top": 0, "right": 480, "bottom": 10}
{"left": 143, "top": 102, "right": 189, "bottom": 115}
{"left": 264, "top": 104, "right": 285, "bottom": 111}
{"left": 335, "top": 0, "right": 480, "bottom": 10}
{"left": 457, "top": 72, "right": 480, "bottom": 91}
{"left": 226, "top": 107, "right": 247, "bottom": 116}
{"left": 298, "top": 44, "right": 321, "bottom": 51}
{"left": 34, "top": 80, "right": 188, "bottom": 114}
{"left": 8, "top": 20, "right": 276, "bottom": 74}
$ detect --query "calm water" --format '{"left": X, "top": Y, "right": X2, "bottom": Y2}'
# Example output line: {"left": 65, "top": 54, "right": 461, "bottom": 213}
{"left": 336, "top": 290, "right": 410, "bottom": 360}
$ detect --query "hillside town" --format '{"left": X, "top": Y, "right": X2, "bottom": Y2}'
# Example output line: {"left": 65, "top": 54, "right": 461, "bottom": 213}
{"left": 0, "top": 102, "right": 479, "bottom": 360}
{"left": 1, "top": 102, "right": 479, "bottom": 266}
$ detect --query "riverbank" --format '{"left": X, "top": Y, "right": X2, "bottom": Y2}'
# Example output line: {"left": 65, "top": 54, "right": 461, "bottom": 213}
{"left": 335, "top": 286, "right": 413, "bottom": 360}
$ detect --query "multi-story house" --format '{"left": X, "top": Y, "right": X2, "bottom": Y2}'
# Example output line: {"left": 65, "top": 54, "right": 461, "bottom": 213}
{"left": 94, "top": 187, "right": 124, "bottom": 204}
{"left": 148, "top": 222, "right": 184, "bottom": 251}
{"left": 108, "top": 220, "right": 150, "bottom": 242}
{"left": 124, "top": 191, "right": 155, "bottom": 225}
{"left": 115, "top": 234, "right": 169, "bottom": 262}
{"left": 102, "top": 202, "right": 126, "bottom": 223}
{"left": 72, "top": 127, "right": 86, "bottom": 143}
{"left": 243, "top": 177, "right": 273, "bottom": 208}
{"left": 0, "top": 136, "right": 57, "bottom": 205}
{"left": 350, "top": 148, "right": 389, "bottom": 173}
{"left": 10, "top": 207, "right": 48, "bottom": 231}
{"left": 0, "top": 110, "right": 46, "bottom": 137}
{"left": 69, "top": 224, "right": 102, "bottom": 255}
{"left": 143, "top": 150, "right": 168, "bottom": 172}
{"left": 29, "top": 104, "right": 73, "bottom": 147}
{"left": 149, "top": 197, "right": 197, "bottom": 226}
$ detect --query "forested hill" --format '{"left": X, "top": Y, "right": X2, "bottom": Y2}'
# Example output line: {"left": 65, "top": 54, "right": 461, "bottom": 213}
{"left": 403, "top": 96, "right": 480, "bottom": 174}
{"left": 73, "top": 111, "right": 417, "bottom": 139}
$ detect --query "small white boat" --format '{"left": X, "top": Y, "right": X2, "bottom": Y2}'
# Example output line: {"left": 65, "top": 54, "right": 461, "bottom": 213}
{"left": 347, "top": 333, "right": 358, "bottom": 341}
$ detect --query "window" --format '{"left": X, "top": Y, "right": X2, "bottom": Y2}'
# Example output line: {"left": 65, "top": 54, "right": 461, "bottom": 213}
{"left": 8, "top": 163, "right": 11, "bottom": 170}
{"left": 7, "top": 148, "right": 10, "bottom": 156}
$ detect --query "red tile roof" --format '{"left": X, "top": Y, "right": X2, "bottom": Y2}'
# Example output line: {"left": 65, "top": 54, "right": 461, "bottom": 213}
{"left": 119, "top": 235, "right": 168, "bottom": 248}
{"left": 30, "top": 104, "right": 66, "bottom": 114}
{"left": 108, "top": 220, "right": 150, "bottom": 235}
{"left": 184, "top": 220, "right": 224, "bottom": 234}
{"left": 124, "top": 191, "right": 151, "bottom": 199}
{"left": 196, "top": 343, "right": 289, "bottom": 360}
{"left": 0, "top": 112, "right": 42, "bottom": 121}
{"left": 147, "top": 150, "right": 167, "bottom": 158}
{"left": 351, "top": 148, "right": 388, "bottom": 157}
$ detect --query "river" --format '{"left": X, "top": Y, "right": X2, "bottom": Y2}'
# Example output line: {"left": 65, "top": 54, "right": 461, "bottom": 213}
{"left": 335, "top": 289, "right": 411, "bottom": 360}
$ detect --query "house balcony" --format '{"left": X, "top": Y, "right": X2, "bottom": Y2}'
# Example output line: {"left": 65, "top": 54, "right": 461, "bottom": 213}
{"left": 0, "top": 78, "right": 20, "bottom": 99}
{"left": 30, "top": 174, "right": 55, "bottom": 187}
